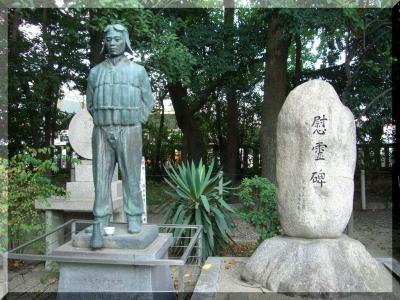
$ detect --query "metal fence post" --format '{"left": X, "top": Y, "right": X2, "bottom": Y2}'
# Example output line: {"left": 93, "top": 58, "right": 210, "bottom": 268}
{"left": 197, "top": 228, "right": 203, "bottom": 266}
{"left": 361, "top": 169, "right": 367, "bottom": 210}
{"left": 178, "top": 265, "right": 184, "bottom": 300}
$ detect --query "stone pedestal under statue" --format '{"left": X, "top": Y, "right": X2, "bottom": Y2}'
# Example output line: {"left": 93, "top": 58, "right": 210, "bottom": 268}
{"left": 52, "top": 224, "right": 174, "bottom": 298}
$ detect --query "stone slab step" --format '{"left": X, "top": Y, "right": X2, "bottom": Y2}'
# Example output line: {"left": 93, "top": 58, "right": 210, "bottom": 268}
{"left": 377, "top": 257, "right": 400, "bottom": 278}
{"left": 35, "top": 196, "right": 123, "bottom": 211}
{"left": 66, "top": 180, "right": 122, "bottom": 199}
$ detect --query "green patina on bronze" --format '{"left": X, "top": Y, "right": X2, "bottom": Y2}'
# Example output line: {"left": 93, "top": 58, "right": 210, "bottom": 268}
{"left": 86, "top": 24, "right": 154, "bottom": 248}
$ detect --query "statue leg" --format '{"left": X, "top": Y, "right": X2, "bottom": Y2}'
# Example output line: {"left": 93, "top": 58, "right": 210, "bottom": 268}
{"left": 116, "top": 125, "right": 143, "bottom": 233}
{"left": 92, "top": 126, "right": 116, "bottom": 231}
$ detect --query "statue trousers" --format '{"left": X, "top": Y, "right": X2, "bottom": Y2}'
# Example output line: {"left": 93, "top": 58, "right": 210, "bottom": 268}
{"left": 92, "top": 124, "right": 143, "bottom": 218}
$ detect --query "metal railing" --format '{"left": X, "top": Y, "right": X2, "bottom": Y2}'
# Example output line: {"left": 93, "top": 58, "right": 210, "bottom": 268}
{"left": 7, "top": 219, "right": 203, "bottom": 295}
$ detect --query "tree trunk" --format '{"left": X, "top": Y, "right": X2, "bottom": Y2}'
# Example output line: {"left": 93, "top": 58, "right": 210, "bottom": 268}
{"left": 8, "top": 9, "right": 20, "bottom": 60}
{"left": 42, "top": 8, "right": 58, "bottom": 148}
{"left": 183, "top": 119, "right": 207, "bottom": 163}
{"left": 215, "top": 92, "right": 225, "bottom": 162}
{"left": 327, "top": 37, "right": 336, "bottom": 66}
{"left": 223, "top": 0, "right": 239, "bottom": 181}
{"left": 260, "top": 16, "right": 291, "bottom": 184}
{"left": 294, "top": 33, "right": 302, "bottom": 87}
{"left": 42, "top": 8, "right": 51, "bottom": 147}
{"left": 167, "top": 82, "right": 206, "bottom": 163}
{"left": 243, "top": 147, "right": 249, "bottom": 173}
{"left": 154, "top": 93, "right": 165, "bottom": 174}
{"left": 225, "top": 90, "right": 239, "bottom": 178}
{"left": 89, "top": 9, "right": 104, "bottom": 68}
{"left": 8, "top": 9, "right": 22, "bottom": 155}
{"left": 253, "top": 147, "right": 260, "bottom": 172}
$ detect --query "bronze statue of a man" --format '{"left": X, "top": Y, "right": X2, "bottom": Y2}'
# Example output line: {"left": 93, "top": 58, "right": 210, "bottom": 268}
{"left": 86, "top": 24, "right": 154, "bottom": 235}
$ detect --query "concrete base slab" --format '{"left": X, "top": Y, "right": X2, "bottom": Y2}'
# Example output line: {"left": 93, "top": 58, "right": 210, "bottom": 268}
{"left": 377, "top": 257, "right": 400, "bottom": 278}
{"left": 52, "top": 233, "right": 174, "bottom": 297}
{"left": 192, "top": 257, "right": 265, "bottom": 300}
{"left": 52, "top": 233, "right": 172, "bottom": 261}
{"left": 72, "top": 223, "right": 159, "bottom": 249}
{"left": 73, "top": 161, "right": 118, "bottom": 182}
{"left": 57, "top": 262, "right": 174, "bottom": 294}
{"left": 66, "top": 180, "right": 121, "bottom": 199}
{"left": 0, "top": 253, "right": 7, "bottom": 299}
{"left": 35, "top": 194, "right": 123, "bottom": 212}
{"left": 193, "top": 257, "right": 400, "bottom": 300}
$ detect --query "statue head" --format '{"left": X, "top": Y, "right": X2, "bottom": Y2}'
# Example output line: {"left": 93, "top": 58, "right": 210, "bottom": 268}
{"left": 101, "top": 24, "right": 133, "bottom": 56}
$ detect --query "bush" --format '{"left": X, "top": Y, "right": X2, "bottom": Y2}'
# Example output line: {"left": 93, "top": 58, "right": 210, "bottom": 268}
{"left": 146, "top": 180, "right": 170, "bottom": 206}
{"left": 6, "top": 147, "right": 67, "bottom": 250}
{"left": 161, "top": 159, "right": 235, "bottom": 260}
{"left": 237, "top": 175, "right": 280, "bottom": 244}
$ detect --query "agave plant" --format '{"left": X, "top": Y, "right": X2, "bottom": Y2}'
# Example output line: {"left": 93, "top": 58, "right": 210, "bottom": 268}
{"left": 161, "top": 159, "right": 235, "bottom": 260}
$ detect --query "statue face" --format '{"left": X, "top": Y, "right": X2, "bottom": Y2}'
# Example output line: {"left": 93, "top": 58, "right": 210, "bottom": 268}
{"left": 105, "top": 30, "right": 125, "bottom": 57}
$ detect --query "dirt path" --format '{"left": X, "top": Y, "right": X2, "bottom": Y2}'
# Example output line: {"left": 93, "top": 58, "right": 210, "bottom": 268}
{"left": 351, "top": 209, "right": 393, "bottom": 258}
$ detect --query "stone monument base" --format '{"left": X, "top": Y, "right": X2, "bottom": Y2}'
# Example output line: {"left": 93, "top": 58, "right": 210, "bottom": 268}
{"left": 193, "top": 257, "right": 399, "bottom": 300}
{"left": 241, "top": 235, "right": 393, "bottom": 294}
{"left": 52, "top": 233, "right": 174, "bottom": 298}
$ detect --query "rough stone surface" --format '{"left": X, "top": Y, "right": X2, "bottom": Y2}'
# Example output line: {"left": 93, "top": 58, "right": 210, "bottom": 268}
{"left": 277, "top": 79, "right": 356, "bottom": 238}
{"left": 68, "top": 108, "right": 93, "bottom": 160}
{"left": 72, "top": 223, "right": 159, "bottom": 249}
{"left": 241, "top": 235, "right": 393, "bottom": 293}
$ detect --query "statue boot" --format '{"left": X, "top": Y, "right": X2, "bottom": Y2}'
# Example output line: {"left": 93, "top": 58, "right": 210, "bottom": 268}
{"left": 127, "top": 215, "right": 142, "bottom": 234}
{"left": 90, "top": 221, "right": 104, "bottom": 250}
{"left": 95, "top": 215, "right": 111, "bottom": 234}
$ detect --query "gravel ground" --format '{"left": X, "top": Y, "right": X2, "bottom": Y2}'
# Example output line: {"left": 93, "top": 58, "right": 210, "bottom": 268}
{"left": 352, "top": 208, "right": 394, "bottom": 258}
{"left": 216, "top": 202, "right": 395, "bottom": 257}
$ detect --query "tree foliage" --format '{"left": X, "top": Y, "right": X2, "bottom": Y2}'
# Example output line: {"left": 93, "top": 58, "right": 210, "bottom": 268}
{"left": 8, "top": 8, "right": 393, "bottom": 177}
{"left": 237, "top": 175, "right": 280, "bottom": 244}
{"left": 5, "top": 147, "right": 67, "bottom": 249}
{"left": 8, "top": 8, "right": 87, "bottom": 155}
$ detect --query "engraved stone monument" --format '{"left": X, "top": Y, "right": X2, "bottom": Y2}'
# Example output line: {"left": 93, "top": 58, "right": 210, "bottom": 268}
{"left": 241, "top": 80, "right": 392, "bottom": 294}
{"left": 68, "top": 108, "right": 94, "bottom": 160}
